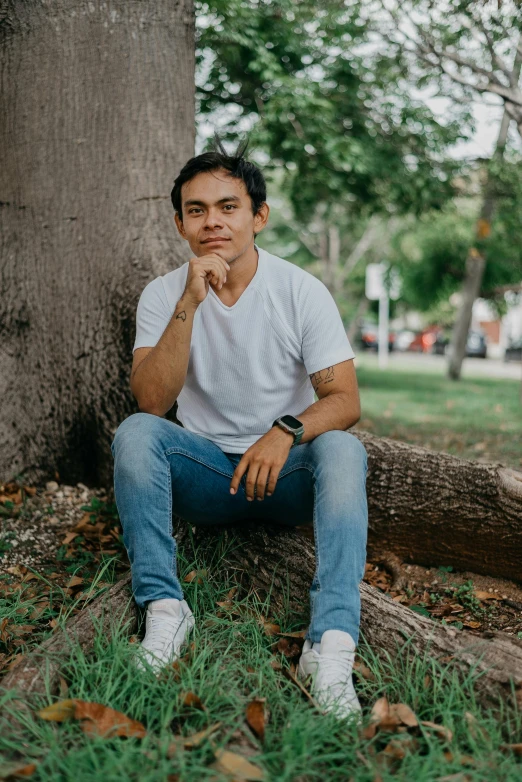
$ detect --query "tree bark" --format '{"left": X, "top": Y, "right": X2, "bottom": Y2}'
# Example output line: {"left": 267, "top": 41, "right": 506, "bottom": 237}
{"left": 328, "top": 223, "right": 341, "bottom": 299}
{"left": 347, "top": 297, "right": 370, "bottom": 345}
{"left": 0, "top": 0, "right": 195, "bottom": 488}
{"left": 447, "top": 47, "right": 521, "bottom": 380}
{"left": 355, "top": 430, "right": 522, "bottom": 582}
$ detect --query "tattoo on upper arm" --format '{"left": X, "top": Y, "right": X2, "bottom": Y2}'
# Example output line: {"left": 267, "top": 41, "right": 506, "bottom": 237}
{"left": 176, "top": 310, "right": 186, "bottom": 322}
{"left": 310, "top": 366, "right": 334, "bottom": 392}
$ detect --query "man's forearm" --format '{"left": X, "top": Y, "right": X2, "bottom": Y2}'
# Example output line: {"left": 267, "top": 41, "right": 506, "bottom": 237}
{"left": 293, "top": 393, "right": 360, "bottom": 444}
{"left": 131, "top": 295, "right": 198, "bottom": 416}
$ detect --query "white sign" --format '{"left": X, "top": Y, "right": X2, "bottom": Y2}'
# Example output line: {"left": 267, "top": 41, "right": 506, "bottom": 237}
{"left": 365, "top": 263, "right": 401, "bottom": 301}
{"left": 365, "top": 263, "right": 386, "bottom": 301}
{"left": 365, "top": 263, "right": 401, "bottom": 370}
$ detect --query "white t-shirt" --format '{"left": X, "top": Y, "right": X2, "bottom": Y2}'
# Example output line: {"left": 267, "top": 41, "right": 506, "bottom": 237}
{"left": 133, "top": 243, "right": 355, "bottom": 453}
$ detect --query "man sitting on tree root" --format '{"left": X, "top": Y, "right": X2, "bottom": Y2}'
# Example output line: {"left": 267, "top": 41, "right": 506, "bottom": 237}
{"left": 111, "top": 135, "right": 368, "bottom": 722}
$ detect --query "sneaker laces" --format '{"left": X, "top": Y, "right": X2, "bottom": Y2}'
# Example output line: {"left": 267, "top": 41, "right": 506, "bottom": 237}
{"left": 315, "top": 649, "right": 356, "bottom": 697}
{"left": 145, "top": 613, "right": 185, "bottom": 656}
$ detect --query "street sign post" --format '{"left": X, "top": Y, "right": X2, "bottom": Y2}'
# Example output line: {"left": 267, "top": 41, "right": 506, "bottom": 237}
{"left": 365, "top": 263, "right": 401, "bottom": 370}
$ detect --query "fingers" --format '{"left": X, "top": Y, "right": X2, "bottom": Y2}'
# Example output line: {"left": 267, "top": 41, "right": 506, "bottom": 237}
{"left": 190, "top": 254, "right": 230, "bottom": 289}
{"left": 244, "top": 463, "right": 261, "bottom": 502}
{"left": 229, "top": 458, "right": 247, "bottom": 495}
{"left": 230, "top": 461, "right": 279, "bottom": 501}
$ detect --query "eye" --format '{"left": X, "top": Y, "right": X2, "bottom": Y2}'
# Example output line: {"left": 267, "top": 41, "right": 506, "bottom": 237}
{"left": 223, "top": 204, "right": 236, "bottom": 210}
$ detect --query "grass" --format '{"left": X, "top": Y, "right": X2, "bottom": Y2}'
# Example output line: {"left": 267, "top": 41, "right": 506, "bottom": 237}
{"left": 356, "top": 365, "right": 522, "bottom": 468}
{"left": 2, "top": 542, "right": 522, "bottom": 781}
{"left": 1, "top": 369, "right": 521, "bottom": 778}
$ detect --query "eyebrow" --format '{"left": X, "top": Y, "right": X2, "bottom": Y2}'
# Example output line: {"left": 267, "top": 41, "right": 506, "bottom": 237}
{"left": 183, "top": 195, "right": 242, "bottom": 207}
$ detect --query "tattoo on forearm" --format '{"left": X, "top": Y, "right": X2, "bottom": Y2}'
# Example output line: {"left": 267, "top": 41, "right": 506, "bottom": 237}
{"left": 310, "top": 366, "right": 334, "bottom": 392}
{"left": 176, "top": 310, "right": 186, "bottom": 322}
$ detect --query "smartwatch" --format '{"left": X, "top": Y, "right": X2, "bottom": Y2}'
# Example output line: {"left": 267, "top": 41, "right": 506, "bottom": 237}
{"left": 272, "top": 415, "right": 305, "bottom": 447}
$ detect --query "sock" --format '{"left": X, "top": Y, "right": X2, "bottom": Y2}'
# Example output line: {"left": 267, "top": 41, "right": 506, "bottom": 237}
{"left": 312, "top": 641, "right": 321, "bottom": 653}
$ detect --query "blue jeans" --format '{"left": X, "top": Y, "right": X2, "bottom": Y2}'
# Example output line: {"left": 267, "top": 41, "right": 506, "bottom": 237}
{"left": 111, "top": 413, "right": 368, "bottom": 644}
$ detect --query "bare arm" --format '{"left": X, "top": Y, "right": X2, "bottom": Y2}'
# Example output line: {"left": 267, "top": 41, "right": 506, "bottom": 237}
{"left": 130, "top": 252, "right": 229, "bottom": 416}
{"left": 130, "top": 294, "right": 198, "bottom": 417}
{"left": 295, "top": 360, "right": 361, "bottom": 443}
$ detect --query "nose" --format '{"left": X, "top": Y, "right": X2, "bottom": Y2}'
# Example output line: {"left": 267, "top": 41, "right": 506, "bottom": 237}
{"left": 202, "top": 208, "right": 224, "bottom": 230}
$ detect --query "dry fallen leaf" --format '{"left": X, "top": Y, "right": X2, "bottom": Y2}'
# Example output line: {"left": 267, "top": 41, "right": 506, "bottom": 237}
{"left": 166, "top": 722, "right": 222, "bottom": 756}
{"left": 37, "top": 699, "right": 76, "bottom": 722}
{"left": 37, "top": 698, "right": 147, "bottom": 738}
{"left": 378, "top": 734, "right": 419, "bottom": 765}
{"left": 183, "top": 722, "right": 222, "bottom": 749}
{"left": 275, "top": 629, "right": 307, "bottom": 639}
{"left": 10, "top": 625, "right": 35, "bottom": 637}
{"left": 473, "top": 591, "right": 498, "bottom": 601}
{"left": 353, "top": 660, "right": 376, "bottom": 681}
{"left": 181, "top": 691, "right": 205, "bottom": 711}
{"left": 211, "top": 748, "right": 264, "bottom": 781}
{"left": 260, "top": 619, "right": 281, "bottom": 636}
{"left": 246, "top": 698, "right": 268, "bottom": 741}
{"left": 275, "top": 637, "right": 302, "bottom": 659}
{"left": 421, "top": 720, "right": 453, "bottom": 743}
{"left": 500, "top": 743, "right": 522, "bottom": 756}
{"left": 0, "top": 761, "right": 38, "bottom": 778}
{"left": 58, "top": 675, "right": 69, "bottom": 698}
{"left": 363, "top": 697, "right": 419, "bottom": 739}
{"left": 183, "top": 569, "right": 207, "bottom": 584}
{"left": 61, "top": 532, "right": 78, "bottom": 546}
{"left": 66, "top": 576, "right": 84, "bottom": 589}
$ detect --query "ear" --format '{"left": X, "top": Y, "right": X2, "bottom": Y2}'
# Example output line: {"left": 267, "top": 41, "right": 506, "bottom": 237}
{"left": 253, "top": 202, "right": 270, "bottom": 235}
{"left": 174, "top": 212, "right": 187, "bottom": 239}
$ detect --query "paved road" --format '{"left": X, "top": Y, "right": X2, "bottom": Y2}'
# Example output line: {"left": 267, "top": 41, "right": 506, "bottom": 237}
{"left": 354, "top": 350, "right": 522, "bottom": 380}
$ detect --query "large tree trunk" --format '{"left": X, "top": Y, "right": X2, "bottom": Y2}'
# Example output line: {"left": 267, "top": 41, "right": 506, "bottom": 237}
{"left": 356, "top": 431, "right": 522, "bottom": 583}
{"left": 0, "top": 0, "right": 195, "bottom": 488}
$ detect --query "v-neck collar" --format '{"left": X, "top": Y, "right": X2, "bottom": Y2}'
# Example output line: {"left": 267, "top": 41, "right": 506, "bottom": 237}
{"left": 208, "top": 244, "right": 263, "bottom": 312}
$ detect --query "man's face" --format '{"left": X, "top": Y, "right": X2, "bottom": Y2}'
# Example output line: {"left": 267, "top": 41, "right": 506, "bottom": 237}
{"left": 174, "top": 168, "right": 268, "bottom": 261}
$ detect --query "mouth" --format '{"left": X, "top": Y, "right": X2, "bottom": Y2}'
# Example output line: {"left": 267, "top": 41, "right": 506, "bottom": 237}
{"left": 201, "top": 238, "right": 230, "bottom": 245}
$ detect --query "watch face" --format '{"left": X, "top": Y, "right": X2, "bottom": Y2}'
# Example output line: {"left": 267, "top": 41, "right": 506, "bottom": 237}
{"left": 281, "top": 415, "right": 302, "bottom": 429}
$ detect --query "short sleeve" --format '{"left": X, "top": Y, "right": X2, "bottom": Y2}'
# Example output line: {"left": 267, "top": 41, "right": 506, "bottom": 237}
{"left": 300, "top": 276, "right": 355, "bottom": 375}
{"left": 133, "top": 277, "right": 172, "bottom": 353}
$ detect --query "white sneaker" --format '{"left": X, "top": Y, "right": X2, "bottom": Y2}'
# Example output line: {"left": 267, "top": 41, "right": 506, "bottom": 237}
{"left": 298, "top": 629, "right": 361, "bottom": 721}
{"left": 133, "top": 598, "right": 195, "bottom": 675}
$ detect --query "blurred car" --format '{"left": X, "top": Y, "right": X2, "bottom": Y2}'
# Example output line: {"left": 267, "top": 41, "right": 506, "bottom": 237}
{"left": 394, "top": 329, "right": 416, "bottom": 352}
{"left": 408, "top": 326, "right": 442, "bottom": 353}
{"left": 359, "top": 321, "right": 395, "bottom": 351}
{"left": 409, "top": 326, "right": 487, "bottom": 357}
{"left": 466, "top": 329, "right": 487, "bottom": 358}
{"left": 504, "top": 337, "right": 522, "bottom": 362}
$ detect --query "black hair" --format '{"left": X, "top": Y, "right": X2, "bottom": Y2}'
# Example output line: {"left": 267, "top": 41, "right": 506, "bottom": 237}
{"left": 170, "top": 133, "right": 267, "bottom": 224}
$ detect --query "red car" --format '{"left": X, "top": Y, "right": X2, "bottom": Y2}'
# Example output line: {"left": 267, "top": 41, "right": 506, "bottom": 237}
{"left": 408, "top": 326, "right": 442, "bottom": 353}
{"left": 359, "top": 322, "right": 396, "bottom": 351}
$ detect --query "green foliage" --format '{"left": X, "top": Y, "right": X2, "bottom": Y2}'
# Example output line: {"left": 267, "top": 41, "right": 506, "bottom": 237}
{"left": 390, "top": 158, "right": 522, "bottom": 314}
{"left": 195, "top": 0, "right": 466, "bottom": 221}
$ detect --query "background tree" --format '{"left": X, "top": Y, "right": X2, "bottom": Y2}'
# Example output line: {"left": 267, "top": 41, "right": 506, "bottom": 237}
{"left": 390, "top": 155, "right": 522, "bottom": 319}
{"left": 195, "top": 0, "right": 466, "bottom": 311}
{"left": 0, "top": 0, "right": 195, "bottom": 487}
{"left": 371, "top": 0, "right": 522, "bottom": 377}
